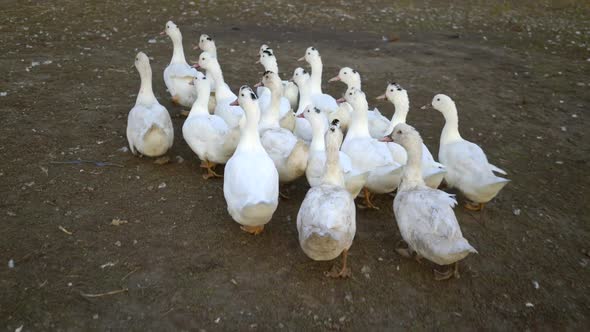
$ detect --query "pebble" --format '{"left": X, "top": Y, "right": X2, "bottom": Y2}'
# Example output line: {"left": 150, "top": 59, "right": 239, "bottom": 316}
{"left": 118, "top": 146, "right": 129, "bottom": 153}
{"left": 93, "top": 314, "right": 99, "bottom": 320}
{"left": 115, "top": 240, "right": 122, "bottom": 247}
{"left": 525, "top": 302, "right": 534, "bottom": 308}
{"left": 8, "top": 259, "right": 15, "bottom": 269}
{"left": 532, "top": 281, "right": 539, "bottom": 289}
{"left": 560, "top": 126, "right": 567, "bottom": 132}
{"left": 148, "top": 39, "right": 157, "bottom": 44}
{"left": 513, "top": 208, "right": 521, "bottom": 216}
{"left": 175, "top": 155, "right": 184, "bottom": 163}
{"left": 158, "top": 182, "right": 167, "bottom": 189}
{"left": 0, "top": 92, "right": 7, "bottom": 97}
{"left": 214, "top": 317, "right": 221, "bottom": 323}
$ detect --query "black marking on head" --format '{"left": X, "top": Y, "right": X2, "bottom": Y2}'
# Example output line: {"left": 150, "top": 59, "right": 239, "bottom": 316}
{"left": 352, "top": 69, "right": 357, "bottom": 74}
{"left": 262, "top": 49, "right": 273, "bottom": 56}
{"left": 331, "top": 119, "right": 340, "bottom": 126}
{"left": 330, "top": 127, "right": 336, "bottom": 132}
{"left": 301, "top": 69, "right": 307, "bottom": 74}
{"left": 206, "top": 36, "right": 212, "bottom": 41}
{"left": 263, "top": 70, "right": 273, "bottom": 76}
{"left": 310, "top": 47, "right": 316, "bottom": 51}
{"left": 250, "top": 92, "right": 257, "bottom": 100}
{"left": 314, "top": 107, "right": 321, "bottom": 114}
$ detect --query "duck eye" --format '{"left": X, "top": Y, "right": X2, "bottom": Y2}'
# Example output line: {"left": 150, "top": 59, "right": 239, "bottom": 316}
{"left": 241, "top": 93, "right": 244, "bottom": 97}
{"left": 201, "top": 57, "right": 205, "bottom": 60}
{"left": 135, "top": 58, "right": 138, "bottom": 61}
{"left": 307, "top": 52, "right": 310, "bottom": 55}
{"left": 343, "top": 72, "right": 347, "bottom": 75}
{"left": 390, "top": 89, "right": 393, "bottom": 92}
{"left": 437, "top": 98, "right": 440, "bottom": 101}
{"left": 397, "top": 130, "right": 402, "bottom": 134}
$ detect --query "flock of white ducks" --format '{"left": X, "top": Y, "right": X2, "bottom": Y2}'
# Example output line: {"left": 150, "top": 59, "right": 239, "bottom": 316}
{"left": 126, "top": 21, "right": 510, "bottom": 280}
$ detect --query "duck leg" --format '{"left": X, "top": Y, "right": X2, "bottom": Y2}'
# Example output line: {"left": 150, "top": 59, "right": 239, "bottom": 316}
{"left": 325, "top": 249, "right": 351, "bottom": 278}
{"left": 360, "top": 188, "right": 379, "bottom": 210}
{"left": 464, "top": 202, "right": 484, "bottom": 211}
{"left": 434, "top": 262, "right": 460, "bottom": 281}
{"left": 240, "top": 224, "right": 264, "bottom": 235}
{"left": 200, "top": 160, "right": 223, "bottom": 179}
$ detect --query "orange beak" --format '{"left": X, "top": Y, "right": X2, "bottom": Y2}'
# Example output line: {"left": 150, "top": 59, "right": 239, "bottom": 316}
{"left": 328, "top": 76, "right": 340, "bottom": 83}
{"left": 230, "top": 99, "right": 239, "bottom": 106}
{"left": 376, "top": 94, "right": 386, "bottom": 100}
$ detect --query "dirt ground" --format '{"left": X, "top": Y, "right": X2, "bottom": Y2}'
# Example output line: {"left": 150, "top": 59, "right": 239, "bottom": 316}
{"left": 1, "top": 0, "right": 589, "bottom": 330}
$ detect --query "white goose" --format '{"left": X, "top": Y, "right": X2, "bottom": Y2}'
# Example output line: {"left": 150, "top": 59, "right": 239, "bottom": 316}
{"left": 182, "top": 72, "right": 240, "bottom": 179}
{"left": 162, "top": 21, "right": 198, "bottom": 108}
{"left": 255, "top": 71, "right": 308, "bottom": 185}
{"left": 127, "top": 52, "right": 174, "bottom": 157}
{"left": 341, "top": 88, "right": 403, "bottom": 209}
{"left": 376, "top": 83, "right": 447, "bottom": 189}
{"left": 257, "top": 46, "right": 299, "bottom": 111}
{"left": 194, "top": 52, "right": 244, "bottom": 128}
{"left": 223, "top": 86, "right": 279, "bottom": 235}
{"left": 432, "top": 94, "right": 510, "bottom": 211}
{"left": 329, "top": 67, "right": 390, "bottom": 138}
{"left": 383, "top": 123, "right": 477, "bottom": 280}
{"left": 301, "top": 108, "right": 368, "bottom": 198}
{"left": 297, "top": 120, "right": 356, "bottom": 278}
{"left": 298, "top": 47, "right": 339, "bottom": 112}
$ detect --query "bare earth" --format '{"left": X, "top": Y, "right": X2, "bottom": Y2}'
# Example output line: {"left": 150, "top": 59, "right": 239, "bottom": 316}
{"left": 1, "top": 0, "right": 589, "bottom": 330}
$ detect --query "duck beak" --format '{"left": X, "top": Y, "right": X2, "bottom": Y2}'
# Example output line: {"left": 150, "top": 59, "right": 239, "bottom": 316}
{"left": 336, "top": 97, "right": 345, "bottom": 104}
{"left": 160, "top": 31, "right": 166, "bottom": 36}
{"left": 328, "top": 76, "right": 340, "bottom": 83}
{"left": 296, "top": 113, "right": 305, "bottom": 118}
{"left": 193, "top": 45, "right": 200, "bottom": 50}
{"left": 188, "top": 80, "right": 195, "bottom": 86}
{"left": 378, "top": 136, "right": 393, "bottom": 142}
{"left": 255, "top": 59, "right": 260, "bottom": 64}
{"left": 297, "top": 56, "right": 305, "bottom": 62}
{"left": 376, "top": 94, "right": 386, "bottom": 100}
{"left": 230, "top": 99, "right": 239, "bottom": 106}
{"left": 191, "top": 63, "right": 201, "bottom": 69}
{"left": 254, "top": 82, "right": 263, "bottom": 88}
{"left": 420, "top": 104, "right": 430, "bottom": 110}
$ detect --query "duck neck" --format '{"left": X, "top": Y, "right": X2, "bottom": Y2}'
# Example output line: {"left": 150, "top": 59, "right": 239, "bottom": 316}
{"left": 400, "top": 140, "right": 425, "bottom": 190}
{"left": 136, "top": 65, "right": 157, "bottom": 106}
{"left": 322, "top": 135, "right": 345, "bottom": 187}
{"left": 347, "top": 101, "right": 371, "bottom": 139}
{"left": 170, "top": 32, "right": 187, "bottom": 64}
{"left": 296, "top": 79, "right": 312, "bottom": 114}
{"left": 440, "top": 107, "right": 462, "bottom": 144}
{"left": 310, "top": 60, "right": 323, "bottom": 94}
{"left": 208, "top": 63, "right": 233, "bottom": 100}
{"left": 347, "top": 79, "right": 361, "bottom": 90}
{"left": 238, "top": 104, "right": 262, "bottom": 151}
{"left": 261, "top": 85, "right": 282, "bottom": 128}
{"left": 309, "top": 117, "right": 327, "bottom": 152}
{"left": 264, "top": 60, "right": 279, "bottom": 74}
{"left": 188, "top": 85, "right": 210, "bottom": 117}
{"left": 385, "top": 97, "right": 409, "bottom": 135}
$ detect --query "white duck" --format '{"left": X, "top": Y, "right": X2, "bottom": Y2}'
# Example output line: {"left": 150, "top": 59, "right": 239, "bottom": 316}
{"left": 255, "top": 71, "right": 308, "bottom": 185}
{"left": 383, "top": 123, "right": 477, "bottom": 280}
{"left": 329, "top": 67, "right": 390, "bottom": 138}
{"left": 182, "top": 72, "right": 240, "bottom": 179}
{"left": 291, "top": 67, "right": 314, "bottom": 142}
{"left": 194, "top": 34, "right": 217, "bottom": 93}
{"left": 341, "top": 88, "right": 403, "bottom": 209}
{"left": 376, "top": 83, "right": 447, "bottom": 189}
{"left": 302, "top": 108, "right": 368, "bottom": 198}
{"left": 432, "top": 94, "right": 510, "bottom": 211}
{"left": 223, "top": 86, "right": 279, "bottom": 235}
{"left": 257, "top": 46, "right": 299, "bottom": 111}
{"left": 127, "top": 52, "right": 174, "bottom": 157}
{"left": 297, "top": 120, "right": 356, "bottom": 278}
{"left": 255, "top": 49, "right": 293, "bottom": 131}
{"left": 298, "top": 47, "right": 339, "bottom": 112}
{"left": 162, "top": 21, "right": 198, "bottom": 108}
{"left": 194, "top": 52, "right": 244, "bottom": 128}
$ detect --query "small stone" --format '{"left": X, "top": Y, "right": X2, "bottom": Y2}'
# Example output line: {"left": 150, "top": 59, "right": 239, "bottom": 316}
{"left": 0, "top": 92, "right": 7, "bottom": 97}
{"left": 513, "top": 208, "right": 521, "bottom": 216}
{"left": 93, "top": 314, "right": 99, "bottom": 319}
{"left": 118, "top": 146, "right": 129, "bottom": 153}
{"left": 525, "top": 302, "right": 534, "bottom": 308}
{"left": 148, "top": 38, "right": 157, "bottom": 44}
{"left": 555, "top": 161, "right": 563, "bottom": 165}
{"left": 532, "top": 281, "right": 539, "bottom": 289}
{"left": 339, "top": 316, "right": 346, "bottom": 323}
{"left": 115, "top": 240, "right": 122, "bottom": 247}
{"left": 111, "top": 218, "right": 128, "bottom": 226}
{"left": 68, "top": 282, "right": 73, "bottom": 287}
{"left": 15, "top": 325, "right": 23, "bottom": 332}
{"left": 214, "top": 317, "right": 221, "bottom": 323}
{"left": 158, "top": 182, "right": 166, "bottom": 189}
{"left": 175, "top": 155, "right": 184, "bottom": 163}
{"left": 560, "top": 126, "right": 567, "bottom": 132}
{"left": 8, "top": 259, "right": 15, "bottom": 269}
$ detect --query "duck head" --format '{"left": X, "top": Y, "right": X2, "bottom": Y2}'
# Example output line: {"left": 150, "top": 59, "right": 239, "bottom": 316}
{"left": 197, "top": 34, "right": 216, "bottom": 53}
{"left": 257, "top": 70, "right": 282, "bottom": 91}
{"left": 377, "top": 82, "right": 407, "bottom": 103}
{"left": 193, "top": 51, "right": 217, "bottom": 70}
{"left": 162, "top": 21, "right": 180, "bottom": 39}
{"left": 291, "top": 67, "right": 310, "bottom": 87}
{"left": 343, "top": 87, "right": 368, "bottom": 111}
{"left": 431, "top": 94, "right": 456, "bottom": 115}
{"left": 134, "top": 52, "right": 151, "bottom": 72}
{"left": 298, "top": 46, "right": 320, "bottom": 63}
{"left": 230, "top": 86, "right": 258, "bottom": 107}
{"left": 329, "top": 67, "right": 360, "bottom": 86}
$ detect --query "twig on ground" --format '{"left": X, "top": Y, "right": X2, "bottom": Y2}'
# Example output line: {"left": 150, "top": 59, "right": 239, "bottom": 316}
{"left": 80, "top": 288, "right": 128, "bottom": 298}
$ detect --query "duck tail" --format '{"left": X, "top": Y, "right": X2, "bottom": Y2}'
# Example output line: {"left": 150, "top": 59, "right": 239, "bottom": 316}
{"left": 241, "top": 200, "right": 277, "bottom": 221}
{"left": 142, "top": 124, "right": 169, "bottom": 156}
